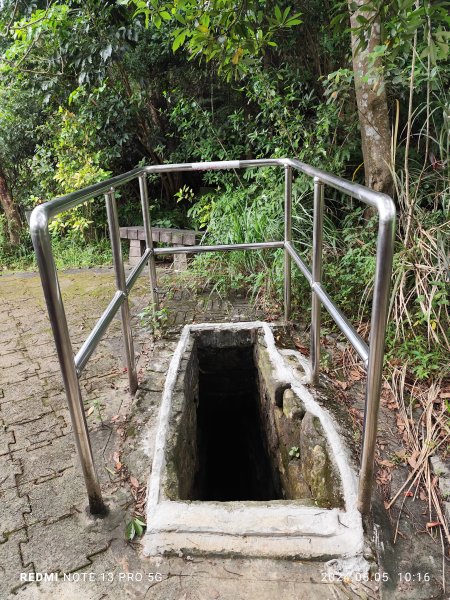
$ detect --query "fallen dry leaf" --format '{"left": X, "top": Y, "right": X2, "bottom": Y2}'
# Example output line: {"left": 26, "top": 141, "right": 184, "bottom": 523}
{"left": 349, "top": 407, "right": 363, "bottom": 420}
{"left": 129, "top": 476, "right": 139, "bottom": 488}
{"left": 293, "top": 340, "right": 309, "bottom": 355}
{"left": 349, "top": 369, "right": 362, "bottom": 381}
{"left": 378, "top": 459, "right": 395, "bottom": 468}
{"left": 114, "top": 462, "right": 122, "bottom": 471}
{"left": 112, "top": 451, "right": 120, "bottom": 464}
{"left": 376, "top": 468, "right": 392, "bottom": 485}
{"left": 335, "top": 380, "right": 348, "bottom": 390}
{"left": 86, "top": 406, "right": 94, "bottom": 417}
{"left": 426, "top": 521, "right": 442, "bottom": 528}
{"left": 396, "top": 414, "right": 405, "bottom": 431}
{"left": 407, "top": 450, "right": 420, "bottom": 469}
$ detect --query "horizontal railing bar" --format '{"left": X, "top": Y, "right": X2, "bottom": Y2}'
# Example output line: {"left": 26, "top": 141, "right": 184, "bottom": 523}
{"left": 31, "top": 161, "right": 280, "bottom": 229}
{"left": 75, "top": 290, "right": 126, "bottom": 374}
{"left": 30, "top": 159, "right": 395, "bottom": 233}
{"left": 126, "top": 248, "right": 151, "bottom": 292}
{"left": 284, "top": 158, "right": 394, "bottom": 218}
{"left": 284, "top": 241, "right": 313, "bottom": 284}
{"left": 312, "top": 282, "right": 369, "bottom": 366}
{"left": 33, "top": 167, "right": 145, "bottom": 223}
{"left": 153, "top": 241, "right": 284, "bottom": 255}
{"left": 145, "top": 159, "right": 280, "bottom": 174}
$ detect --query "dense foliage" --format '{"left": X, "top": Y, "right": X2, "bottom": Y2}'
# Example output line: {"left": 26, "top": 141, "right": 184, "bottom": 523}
{"left": 0, "top": 0, "right": 448, "bottom": 381}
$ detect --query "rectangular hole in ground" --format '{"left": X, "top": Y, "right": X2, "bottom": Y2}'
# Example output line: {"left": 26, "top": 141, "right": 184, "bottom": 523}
{"left": 193, "top": 344, "right": 282, "bottom": 502}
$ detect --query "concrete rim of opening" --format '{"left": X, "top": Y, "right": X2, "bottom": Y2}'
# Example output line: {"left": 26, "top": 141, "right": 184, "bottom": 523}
{"left": 143, "top": 321, "right": 365, "bottom": 565}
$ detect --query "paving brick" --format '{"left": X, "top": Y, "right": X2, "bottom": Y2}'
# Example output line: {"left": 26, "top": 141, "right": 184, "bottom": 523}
{"left": 1, "top": 367, "right": 40, "bottom": 386}
{"left": 21, "top": 467, "right": 85, "bottom": 526}
{"left": 43, "top": 392, "right": 66, "bottom": 414}
{"left": 35, "top": 357, "right": 62, "bottom": 375}
{"left": 0, "top": 487, "right": 30, "bottom": 542}
{"left": 0, "top": 456, "right": 23, "bottom": 491}
{"left": 0, "top": 396, "right": 52, "bottom": 427}
{"left": 0, "top": 423, "right": 14, "bottom": 456}
{"left": 40, "top": 374, "right": 65, "bottom": 397}
{"left": 8, "top": 412, "right": 67, "bottom": 452}
{"left": 0, "top": 319, "right": 20, "bottom": 334}
{"left": 14, "top": 437, "right": 75, "bottom": 486}
{"left": 0, "top": 377, "right": 48, "bottom": 405}
{"left": 19, "top": 333, "right": 54, "bottom": 349}
{"left": 0, "top": 530, "right": 29, "bottom": 598}
{"left": 0, "top": 338, "right": 24, "bottom": 354}
{"left": 21, "top": 515, "right": 109, "bottom": 574}
{"left": 20, "top": 344, "right": 56, "bottom": 361}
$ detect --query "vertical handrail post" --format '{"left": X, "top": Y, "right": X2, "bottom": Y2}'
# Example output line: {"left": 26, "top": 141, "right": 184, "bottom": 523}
{"left": 105, "top": 189, "right": 138, "bottom": 394}
{"left": 358, "top": 213, "right": 395, "bottom": 513}
{"left": 284, "top": 165, "right": 293, "bottom": 322}
{"left": 311, "top": 177, "right": 324, "bottom": 385}
{"left": 30, "top": 215, "right": 106, "bottom": 515}
{"left": 138, "top": 174, "right": 159, "bottom": 311}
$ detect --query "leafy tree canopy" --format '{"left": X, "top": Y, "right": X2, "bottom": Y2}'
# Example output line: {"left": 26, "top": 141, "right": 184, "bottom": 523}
{"left": 129, "top": 0, "right": 302, "bottom": 79}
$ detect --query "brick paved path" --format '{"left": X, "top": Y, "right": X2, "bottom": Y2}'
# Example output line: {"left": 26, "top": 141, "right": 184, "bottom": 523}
{"left": 4, "top": 267, "right": 327, "bottom": 600}
{"left": 2, "top": 265, "right": 444, "bottom": 600}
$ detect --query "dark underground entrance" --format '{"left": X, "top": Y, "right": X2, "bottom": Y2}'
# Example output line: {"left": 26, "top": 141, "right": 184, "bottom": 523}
{"left": 193, "top": 344, "right": 282, "bottom": 502}
{"left": 165, "top": 326, "right": 344, "bottom": 508}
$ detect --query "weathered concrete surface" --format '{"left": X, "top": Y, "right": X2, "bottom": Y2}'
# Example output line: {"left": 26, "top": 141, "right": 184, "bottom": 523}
{"left": 256, "top": 334, "right": 344, "bottom": 508}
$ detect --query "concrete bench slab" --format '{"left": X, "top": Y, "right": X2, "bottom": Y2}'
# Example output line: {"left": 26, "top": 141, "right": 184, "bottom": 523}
{"left": 119, "top": 226, "right": 198, "bottom": 271}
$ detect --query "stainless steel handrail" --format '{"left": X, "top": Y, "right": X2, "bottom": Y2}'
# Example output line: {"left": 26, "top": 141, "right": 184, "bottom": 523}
{"left": 30, "top": 158, "right": 395, "bottom": 516}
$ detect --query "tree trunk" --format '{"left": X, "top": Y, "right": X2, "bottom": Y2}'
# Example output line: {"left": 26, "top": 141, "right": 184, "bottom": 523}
{"left": 0, "top": 167, "right": 22, "bottom": 246}
{"left": 348, "top": 2, "right": 393, "bottom": 196}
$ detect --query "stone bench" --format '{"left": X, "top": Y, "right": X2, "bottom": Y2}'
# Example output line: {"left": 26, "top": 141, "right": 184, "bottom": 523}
{"left": 119, "top": 226, "right": 197, "bottom": 271}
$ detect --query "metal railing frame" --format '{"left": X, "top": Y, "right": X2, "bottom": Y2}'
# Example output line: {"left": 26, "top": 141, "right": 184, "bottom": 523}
{"left": 30, "top": 158, "right": 395, "bottom": 516}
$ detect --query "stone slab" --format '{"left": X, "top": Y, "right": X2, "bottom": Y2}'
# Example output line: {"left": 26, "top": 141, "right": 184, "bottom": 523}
{"left": 21, "top": 467, "right": 85, "bottom": 526}
{"left": 0, "top": 530, "right": 29, "bottom": 598}
{"left": 0, "top": 487, "right": 30, "bottom": 542}
{"left": 21, "top": 515, "right": 109, "bottom": 574}
{"left": 0, "top": 456, "right": 23, "bottom": 491}
{"left": 8, "top": 412, "right": 67, "bottom": 452}
{"left": 0, "top": 396, "right": 52, "bottom": 427}
{"left": 14, "top": 437, "right": 75, "bottom": 486}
